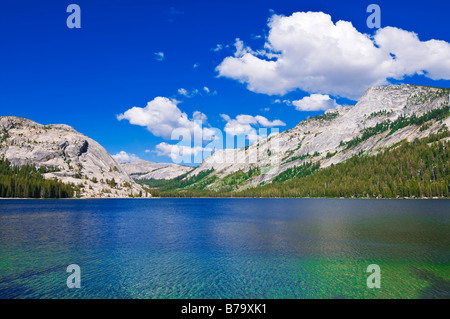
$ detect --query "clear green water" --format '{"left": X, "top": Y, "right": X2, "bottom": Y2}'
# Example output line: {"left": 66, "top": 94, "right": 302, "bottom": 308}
{"left": 0, "top": 198, "right": 448, "bottom": 299}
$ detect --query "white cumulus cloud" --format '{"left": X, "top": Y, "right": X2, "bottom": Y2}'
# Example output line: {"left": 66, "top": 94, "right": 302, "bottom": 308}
{"left": 221, "top": 114, "right": 286, "bottom": 141}
{"left": 254, "top": 115, "right": 286, "bottom": 127}
{"left": 112, "top": 151, "right": 139, "bottom": 163}
{"left": 292, "top": 94, "right": 340, "bottom": 111}
{"left": 156, "top": 142, "right": 212, "bottom": 161}
{"left": 216, "top": 11, "right": 450, "bottom": 100}
{"left": 117, "top": 97, "right": 214, "bottom": 141}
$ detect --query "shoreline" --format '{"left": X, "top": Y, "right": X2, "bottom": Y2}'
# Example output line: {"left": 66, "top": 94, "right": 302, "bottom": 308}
{"left": 0, "top": 196, "right": 448, "bottom": 200}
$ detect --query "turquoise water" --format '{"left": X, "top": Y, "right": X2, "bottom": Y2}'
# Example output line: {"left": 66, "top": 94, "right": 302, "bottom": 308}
{"left": 0, "top": 198, "right": 449, "bottom": 299}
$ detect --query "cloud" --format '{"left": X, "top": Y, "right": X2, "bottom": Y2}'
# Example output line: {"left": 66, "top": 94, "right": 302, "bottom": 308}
{"left": 274, "top": 99, "right": 292, "bottom": 106}
{"left": 117, "top": 97, "right": 214, "bottom": 140}
{"left": 254, "top": 115, "right": 285, "bottom": 127}
{"left": 178, "top": 88, "right": 199, "bottom": 97}
{"left": 211, "top": 44, "right": 223, "bottom": 52}
{"left": 112, "top": 151, "right": 139, "bottom": 163}
{"left": 375, "top": 27, "right": 450, "bottom": 80}
{"left": 220, "top": 114, "right": 286, "bottom": 141}
{"left": 178, "top": 87, "right": 215, "bottom": 97}
{"left": 292, "top": 94, "right": 340, "bottom": 111}
{"left": 216, "top": 11, "right": 450, "bottom": 99}
{"left": 221, "top": 114, "right": 255, "bottom": 136}
{"left": 154, "top": 52, "right": 165, "bottom": 61}
{"left": 193, "top": 110, "right": 208, "bottom": 122}
{"left": 156, "top": 142, "right": 212, "bottom": 161}
{"left": 193, "top": 63, "right": 199, "bottom": 69}
{"left": 178, "top": 88, "right": 189, "bottom": 96}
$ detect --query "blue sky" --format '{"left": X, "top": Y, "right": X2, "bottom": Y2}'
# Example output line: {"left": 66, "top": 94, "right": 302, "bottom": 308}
{"left": 1, "top": 0, "right": 449, "bottom": 165}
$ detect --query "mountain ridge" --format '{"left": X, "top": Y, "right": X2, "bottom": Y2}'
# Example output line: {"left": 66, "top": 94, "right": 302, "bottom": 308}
{"left": 0, "top": 116, "right": 147, "bottom": 198}
{"left": 119, "top": 159, "right": 192, "bottom": 180}
{"left": 175, "top": 84, "right": 450, "bottom": 192}
{"left": 1, "top": 84, "right": 449, "bottom": 198}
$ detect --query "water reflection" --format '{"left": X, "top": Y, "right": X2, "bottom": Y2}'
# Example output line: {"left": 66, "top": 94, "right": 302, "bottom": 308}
{"left": 0, "top": 198, "right": 448, "bottom": 298}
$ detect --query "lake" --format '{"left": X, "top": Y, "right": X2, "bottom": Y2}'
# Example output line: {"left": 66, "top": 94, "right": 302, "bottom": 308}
{"left": 0, "top": 198, "right": 448, "bottom": 299}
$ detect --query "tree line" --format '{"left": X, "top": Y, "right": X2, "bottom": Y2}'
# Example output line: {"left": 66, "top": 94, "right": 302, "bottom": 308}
{"left": 148, "top": 132, "right": 449, "bottom": 199}
{"left": 0, "top": 157, "right": 74, "bottom": 198}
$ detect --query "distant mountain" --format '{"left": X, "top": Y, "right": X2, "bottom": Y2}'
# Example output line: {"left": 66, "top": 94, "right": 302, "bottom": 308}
{"left": 162, "top": 84, "right": 449, "bottom": 194}
{"left": 0, "top": 116, "right": 146, "bottom": 198}
{"left": 119, "top": 159, "right": 192, "bottom": 180}
{"left": 2, "top": 84, "right": 449, "bottom": 199}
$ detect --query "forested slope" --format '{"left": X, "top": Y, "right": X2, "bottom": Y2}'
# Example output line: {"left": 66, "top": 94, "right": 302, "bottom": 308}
{"left": 147, "top": 131, "right": 449, "bottom": 198}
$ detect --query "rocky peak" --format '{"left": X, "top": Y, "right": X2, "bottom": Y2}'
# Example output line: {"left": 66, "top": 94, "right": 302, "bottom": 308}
{"left": 119, "top": 159, "right": 192, "bottom": 180}
{"left": 0, "top": 116, "right": 147, "bottom": 198}
{"left": 186, "top": 85, "right": 450, "bottom": 189}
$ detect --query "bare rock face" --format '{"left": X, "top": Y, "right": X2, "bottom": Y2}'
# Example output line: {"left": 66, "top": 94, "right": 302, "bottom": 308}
{"left": 119, "top": 159, "right": 192, "bottom": 180}
{"left": 188, "top": 85, "right": 450, "bottom": 190}
{"left": 1, "top": 85, "right": 448, "bottom": 196}
{"left": 0, "top": 117, "right": 147, "bottom": 198}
